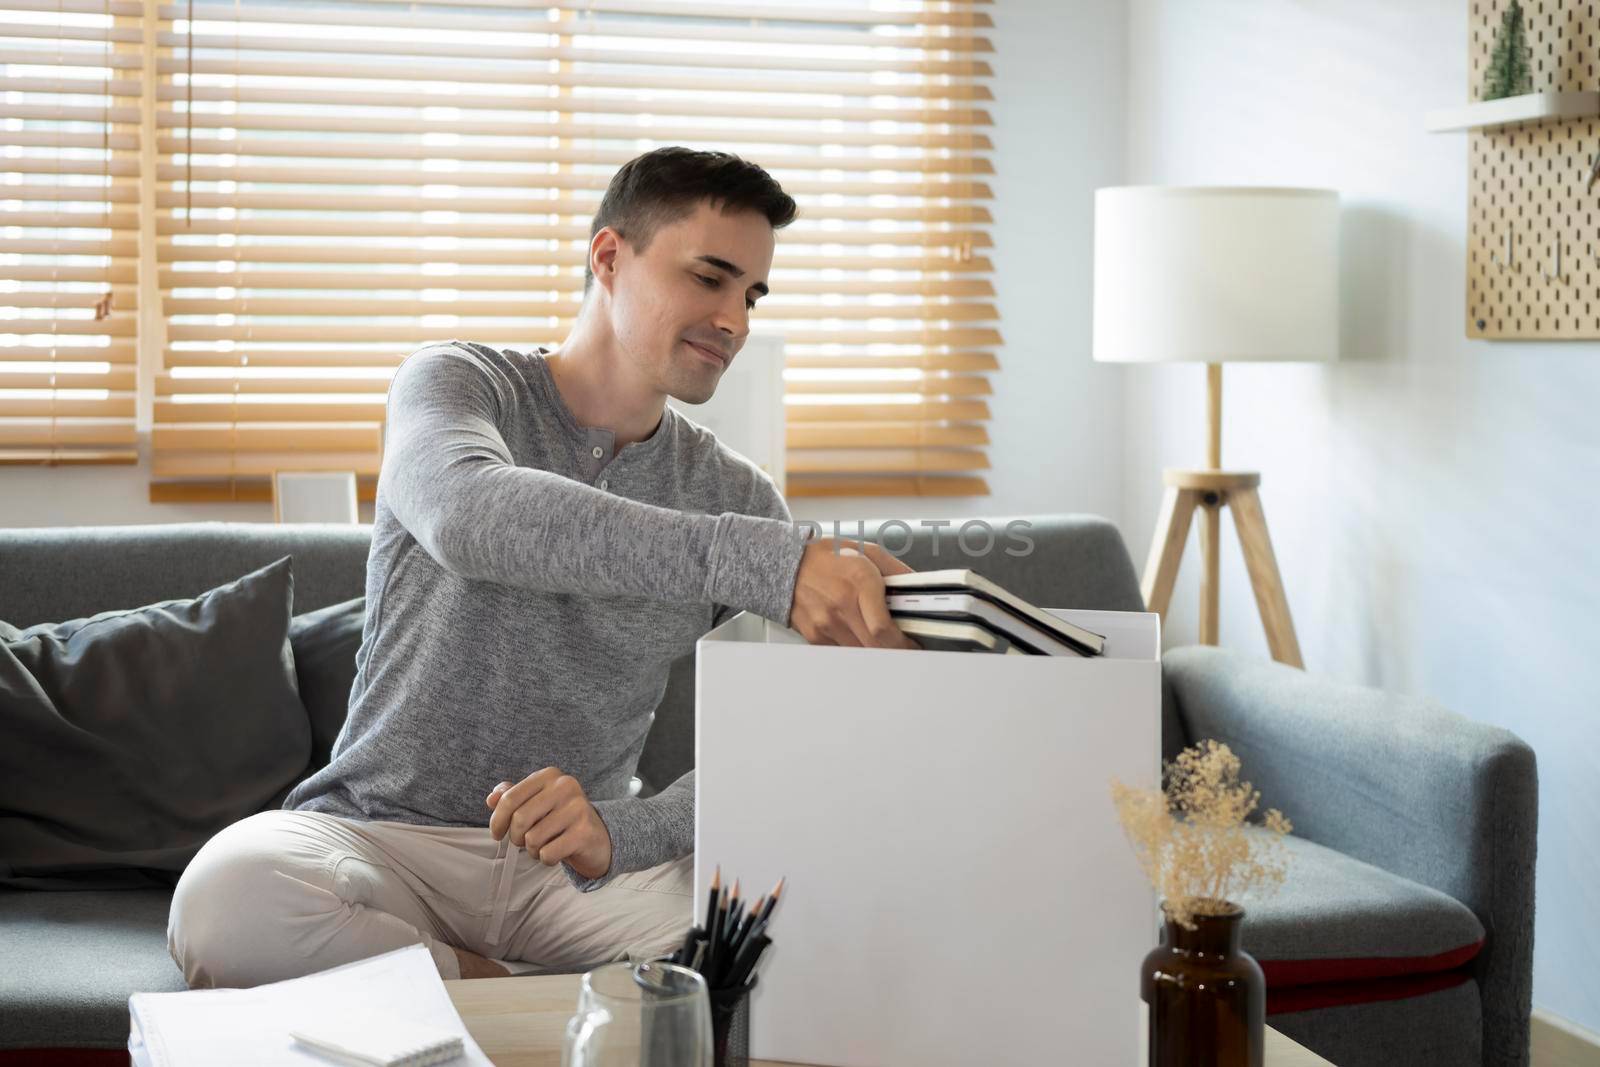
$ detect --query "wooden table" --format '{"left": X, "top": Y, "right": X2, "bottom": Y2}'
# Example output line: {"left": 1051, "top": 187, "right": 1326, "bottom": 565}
{"left": 446, "top": 975, "right": 1336, "bottom": 1066}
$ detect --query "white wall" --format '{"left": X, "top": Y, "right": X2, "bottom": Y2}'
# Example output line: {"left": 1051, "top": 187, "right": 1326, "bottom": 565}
{"left": 0, "top": 449, "right": 288, "bottom": 527}
{"left": 0, "top": 447, "right": 374, "bottom": 526}
{"left": 1124, "top": 0, "right": 1600, "bottom": 1033}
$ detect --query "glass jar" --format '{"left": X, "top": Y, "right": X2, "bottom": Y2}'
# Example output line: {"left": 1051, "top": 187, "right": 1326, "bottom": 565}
{"left": 1140, "top": 900, "right": 1264, "bottom": 1067}
{"left": 562, "top": 959, "right": 712, "bottom": 1067}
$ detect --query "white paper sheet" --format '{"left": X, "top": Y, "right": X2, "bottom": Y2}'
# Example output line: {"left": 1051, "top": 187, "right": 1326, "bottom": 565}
{"left": 128, "top": 945, "right": 491, "bottom": 1067}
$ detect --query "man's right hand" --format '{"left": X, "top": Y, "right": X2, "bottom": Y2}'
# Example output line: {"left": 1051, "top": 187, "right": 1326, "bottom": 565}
{"left": 787, "top": 536, "right": 921, "bottom": 649}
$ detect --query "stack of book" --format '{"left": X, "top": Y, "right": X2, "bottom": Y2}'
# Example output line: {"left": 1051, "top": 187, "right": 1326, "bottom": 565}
{"left": 884, "top": 569, "right": 1107, "bottom": 657}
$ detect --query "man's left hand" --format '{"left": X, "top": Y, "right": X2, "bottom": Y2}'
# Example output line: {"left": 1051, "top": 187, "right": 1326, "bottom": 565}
{"left": 486, "top": 768, "right": 613, "bottom": 881}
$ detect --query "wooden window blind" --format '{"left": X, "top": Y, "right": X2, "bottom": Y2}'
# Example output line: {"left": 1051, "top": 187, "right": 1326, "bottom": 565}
{"left": 1, "top": 0, "right": 142, "bottom": 466}
{"left": 152, "top": 0, "right": 996, "bottom": 503}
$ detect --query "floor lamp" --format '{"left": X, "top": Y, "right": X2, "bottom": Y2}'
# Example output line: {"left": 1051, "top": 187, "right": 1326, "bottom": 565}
{"left": 1092, "top": 186, "right": 1340, "bottom": 668}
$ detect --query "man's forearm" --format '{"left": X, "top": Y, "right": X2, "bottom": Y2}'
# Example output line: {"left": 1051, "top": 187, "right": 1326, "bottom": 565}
{"left": 383, "top": 345, "right": 805, "bottom": 623}
{"left": 398, "top": 457, "right": 800, "bottom": 622}
{"left": 565, "top": 771, "right": 695, "bottom": 892}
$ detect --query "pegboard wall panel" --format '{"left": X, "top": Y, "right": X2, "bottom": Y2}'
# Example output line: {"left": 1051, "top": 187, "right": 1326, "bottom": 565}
{"left": 1468, "top": 0, "right": 1600, "bottom": 338}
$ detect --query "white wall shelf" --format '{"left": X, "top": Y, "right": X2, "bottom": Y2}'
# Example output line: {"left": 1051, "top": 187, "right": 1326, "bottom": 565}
{"left": 1425, "top": 90, "right": 1600, "bottom": 132}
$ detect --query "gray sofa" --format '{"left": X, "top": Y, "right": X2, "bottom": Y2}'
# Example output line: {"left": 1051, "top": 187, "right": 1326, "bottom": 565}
{"left": 0, "top": 516, "right": 1535, "bottom": 1067}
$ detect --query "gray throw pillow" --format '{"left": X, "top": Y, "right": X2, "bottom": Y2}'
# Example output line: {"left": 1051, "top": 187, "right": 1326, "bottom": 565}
{"left": 0, "top": 556, "right": 309, "bottom": 888}
{"left": 288, "top": 596, "right": 365, "bottom": 771}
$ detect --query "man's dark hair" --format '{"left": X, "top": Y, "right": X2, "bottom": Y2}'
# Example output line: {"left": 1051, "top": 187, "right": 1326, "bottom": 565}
{"left": 583, "top": 147, "right": 797, "bottom": 294}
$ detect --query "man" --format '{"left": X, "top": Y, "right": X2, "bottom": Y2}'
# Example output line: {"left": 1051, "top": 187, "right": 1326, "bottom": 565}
{"left": 167, "top": 147, "right": 917, "bottom": 987}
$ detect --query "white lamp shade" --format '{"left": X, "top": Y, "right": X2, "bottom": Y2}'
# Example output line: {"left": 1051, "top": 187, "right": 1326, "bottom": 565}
{"left": 1092, "top": 186, "right": 1340, "bottom": 364}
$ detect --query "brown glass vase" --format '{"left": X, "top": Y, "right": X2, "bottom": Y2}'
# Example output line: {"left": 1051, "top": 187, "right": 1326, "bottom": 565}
{"left": 1140, "top": 900, "right": 1264, "bottom": 1067}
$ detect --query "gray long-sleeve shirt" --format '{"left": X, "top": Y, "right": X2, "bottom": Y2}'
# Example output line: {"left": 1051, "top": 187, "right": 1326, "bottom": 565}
{"left": 284, "top": 340, "right": 807, "bottom": 891}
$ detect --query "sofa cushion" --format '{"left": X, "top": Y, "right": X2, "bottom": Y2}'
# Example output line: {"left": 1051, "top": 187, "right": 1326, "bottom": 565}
{"left": 0, "top": 888, "right": 186, "bottom": 1050}
{"left": 1236, "top": 829, "right": 1485, "bottom": 987}
{"left": 0, "top": 557, "right": 310, "bottom": 888}
{"left": 288, "top": 596, "right": 365, "bottom": 770}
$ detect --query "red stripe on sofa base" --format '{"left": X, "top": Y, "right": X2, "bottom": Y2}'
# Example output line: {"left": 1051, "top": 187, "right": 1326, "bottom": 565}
{"left": 1267, "top": 968, "right": 1473, "bottom": 1016}
{"left": 0, "top": 1050, "right": 125, "bottom": 1067}
{"left": 1260, "top": 938, "right": 1484, "bottom": 987}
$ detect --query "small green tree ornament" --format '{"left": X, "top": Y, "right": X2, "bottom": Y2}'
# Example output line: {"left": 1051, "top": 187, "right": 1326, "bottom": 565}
{"left": 1482, "top": 0, "right": 1534, "bottom": 101}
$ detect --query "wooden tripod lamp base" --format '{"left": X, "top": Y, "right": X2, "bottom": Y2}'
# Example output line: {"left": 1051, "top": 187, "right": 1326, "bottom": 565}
{"left": 1140, "top": 468, "right": 1304, "bottom": 668}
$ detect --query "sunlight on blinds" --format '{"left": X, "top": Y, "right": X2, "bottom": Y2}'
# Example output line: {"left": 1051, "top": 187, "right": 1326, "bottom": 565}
{"left": 0, "top": 0, "right": 142, "bottom": 466}
{"left": 152, "top": 0, "right": 995, "bottom": 502}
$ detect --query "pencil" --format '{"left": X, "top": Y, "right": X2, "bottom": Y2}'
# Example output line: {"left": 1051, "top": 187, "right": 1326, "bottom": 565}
{"left": 717, "top": 880, "right": 742, "bottom": 984}
{"left": 726, "top": 932, "right": 772, "bottom": 990}
{"left": 737, "top": 912, "right": 772, "bottom": 969}
{"left": 731, "top": 877, "right": 779, "bottom": 964}
{"left": 706, "top": 885, "right": 729, "bottom": 984}
{"left": 704, "top": 866, "right": 721, "bottom": 933}
{"left": 721, "top": 907, "right": 749, "bottom": 985}
{"left": 674, "top": 924, "right": 702, "bottom": 967}
{"left": 728, "top": 894, "right": 764, "bottom": 960}
{"left": 694, "top": 867, "right": 722, "bottom": 981}
{"left": 758, "top": 876, "right": 785, "bottom": 923}
{"left": 701, "top": 868, "right": 721, "bottom": 973}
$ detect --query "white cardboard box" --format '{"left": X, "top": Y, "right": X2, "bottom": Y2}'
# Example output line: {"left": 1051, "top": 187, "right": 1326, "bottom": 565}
{"left": 694, "top": 608, "right": 1161, "bottom": 1067}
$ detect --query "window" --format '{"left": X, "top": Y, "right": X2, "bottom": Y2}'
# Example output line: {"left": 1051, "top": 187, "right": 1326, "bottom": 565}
{"left": 15, "top": 0, "right": 998, "bottom": 498}
{"left": 0, "top": 0, "right": 143, "bottom": 465}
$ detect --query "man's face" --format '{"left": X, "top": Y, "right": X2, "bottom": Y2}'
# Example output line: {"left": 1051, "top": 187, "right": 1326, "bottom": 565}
{"left": 600, "top": 199, "right": 775, "bottom": 405}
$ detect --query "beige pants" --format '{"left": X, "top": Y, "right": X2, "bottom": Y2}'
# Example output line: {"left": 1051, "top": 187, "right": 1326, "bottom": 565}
{"left": 167, "top": 809, "right": 694, "bottom": 988}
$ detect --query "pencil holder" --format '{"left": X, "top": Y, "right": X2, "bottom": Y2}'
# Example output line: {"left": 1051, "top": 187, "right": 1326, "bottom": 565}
{"left": 708, "top": 976, "right": 756, "bottom": 1067}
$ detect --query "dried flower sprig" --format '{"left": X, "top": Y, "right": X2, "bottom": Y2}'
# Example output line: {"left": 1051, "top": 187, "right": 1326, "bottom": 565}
{"left": 1110, "top": 740, "right": 1293, "bottom": 930}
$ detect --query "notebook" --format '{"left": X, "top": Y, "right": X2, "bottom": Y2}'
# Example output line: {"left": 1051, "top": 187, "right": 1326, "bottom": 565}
{"left": 128, "top": 945, "right": 490, "bottom": 1067}
{"left": 888, "top": 593, "right": 1088, "bottom": 657}
{"left": 882, "top": 568, "right": 1107, "bottom": 656}
{"left": 892, "top": 615, "right": 1028, "bottom": 654}
{"left": 290, "top": 1019, "right": 462, "bottom": 1067}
